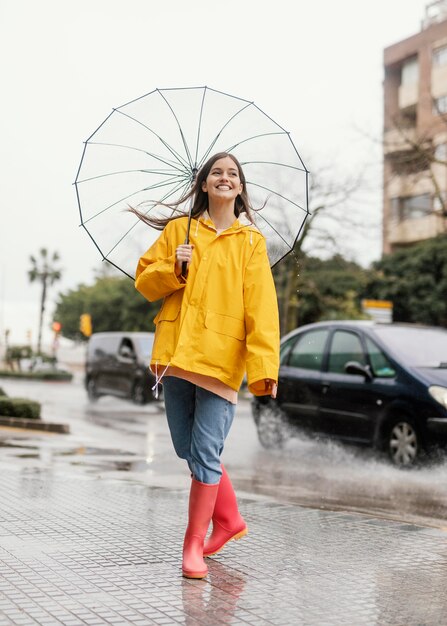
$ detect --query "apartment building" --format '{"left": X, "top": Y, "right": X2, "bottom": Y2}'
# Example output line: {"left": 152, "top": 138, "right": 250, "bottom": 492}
{"left": 383, "top": 0, "right": 447, "bottom": 254}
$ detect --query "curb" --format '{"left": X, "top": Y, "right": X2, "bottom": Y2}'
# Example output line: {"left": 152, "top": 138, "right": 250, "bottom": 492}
{"left": 0, "top": 417, "right": 70, "bottom": 433}
{"left": 0, "top": 372, "right": 73, "bottom": 382}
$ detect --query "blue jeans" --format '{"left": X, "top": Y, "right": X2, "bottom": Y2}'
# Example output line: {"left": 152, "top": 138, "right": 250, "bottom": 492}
{"left": 162, "top": 377, "right": 236, "bottom": 484}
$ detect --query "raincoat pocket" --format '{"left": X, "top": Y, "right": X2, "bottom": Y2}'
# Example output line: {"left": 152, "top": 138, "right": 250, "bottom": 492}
{"left": 153, "top": 290, "right": 183, "bottom": 324}
{"left": 152, "top": 291, "right": 183, "bottom": 363}
{"left": 205, "top": 311, "right": 246, "bottom": 341}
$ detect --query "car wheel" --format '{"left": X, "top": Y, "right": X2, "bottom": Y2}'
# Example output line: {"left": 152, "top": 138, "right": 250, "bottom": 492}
{"left": 385, "top": 418, "right": 422, "bottom": 467}
{"left": 87, "top": 378, "right": 99, "bottom": 402}
{"left": 132, "top": 380, "right": 147, "bottom": 405}
{"left": 253, "top": 400, "right": 286, "bottom": 450}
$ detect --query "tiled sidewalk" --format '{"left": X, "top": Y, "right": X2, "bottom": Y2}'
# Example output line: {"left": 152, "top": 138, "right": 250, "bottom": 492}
{"left": 0, "top": 468, "right": 446, "bottom": 625}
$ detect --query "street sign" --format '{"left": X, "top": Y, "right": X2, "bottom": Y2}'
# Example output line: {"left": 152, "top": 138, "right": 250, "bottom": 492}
{"left": 361, "top": 299, "right": 393, "bottom": 324}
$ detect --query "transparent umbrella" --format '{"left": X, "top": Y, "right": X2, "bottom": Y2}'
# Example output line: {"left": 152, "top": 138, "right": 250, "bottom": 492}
{"left": 74, "top": 86, "right": 309, "bottom": 278}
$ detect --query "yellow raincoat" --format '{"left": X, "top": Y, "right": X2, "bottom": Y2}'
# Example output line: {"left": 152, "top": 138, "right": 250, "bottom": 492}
{"left": 135, "top": 213, "right": 280, "bottom": 395}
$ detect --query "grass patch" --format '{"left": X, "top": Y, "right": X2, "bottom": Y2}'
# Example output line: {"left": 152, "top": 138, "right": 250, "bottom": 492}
{"left": 0, "top": 396, "right": 41, "bottom": 420}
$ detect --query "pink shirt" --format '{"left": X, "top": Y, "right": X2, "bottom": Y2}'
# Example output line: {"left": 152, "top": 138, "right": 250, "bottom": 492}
{"left": 164, "top": 366, "right": 238, "bottom": 404}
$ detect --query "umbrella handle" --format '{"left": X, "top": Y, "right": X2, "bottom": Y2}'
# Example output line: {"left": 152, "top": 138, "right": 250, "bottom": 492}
{"left": 181, "top": 231, "right": 190, "bottom": 279}
{"left": 181, "top": 169, "right": 197, "bottom": 279}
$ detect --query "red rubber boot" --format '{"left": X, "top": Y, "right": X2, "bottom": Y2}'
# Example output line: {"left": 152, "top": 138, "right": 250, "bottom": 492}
{"left": 203, "top": 465, "right": 248, "bottom": 557}
{"left": 182, "top": 478, "right": 219, "bottom": 579}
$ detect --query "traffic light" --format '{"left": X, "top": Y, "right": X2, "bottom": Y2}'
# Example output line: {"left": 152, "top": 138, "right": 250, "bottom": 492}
{"left": 80, "top": 313, "right": 92, "bottom": 337}
{"left": 52, "top": 321, "right": 62, "bottom": 333}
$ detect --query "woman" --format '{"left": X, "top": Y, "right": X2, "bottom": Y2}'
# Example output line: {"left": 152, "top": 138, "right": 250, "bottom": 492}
{"left": 133, "top": 152, "right": 279, "bottom": 579}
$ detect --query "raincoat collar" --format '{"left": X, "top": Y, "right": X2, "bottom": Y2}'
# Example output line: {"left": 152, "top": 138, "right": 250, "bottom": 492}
{"left": 198, "top": 210, "right": 258, "bottom": 234}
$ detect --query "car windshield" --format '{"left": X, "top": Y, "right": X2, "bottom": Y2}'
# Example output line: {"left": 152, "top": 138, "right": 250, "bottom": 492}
{"left": 373, "top": 326, "right": 447, "bottom": 367}
{"left": 136, "top": 336, "right": 154, "bottom": 362}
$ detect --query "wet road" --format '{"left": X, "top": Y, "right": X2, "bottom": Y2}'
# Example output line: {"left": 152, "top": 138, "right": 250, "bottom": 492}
{"left": 1, "top": 375, "right": 447, "bottom": 529}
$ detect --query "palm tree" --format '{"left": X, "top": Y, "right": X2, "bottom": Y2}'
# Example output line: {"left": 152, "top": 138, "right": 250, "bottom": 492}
{"left": 28, "top": 249, "right": 62, "bottom": 354}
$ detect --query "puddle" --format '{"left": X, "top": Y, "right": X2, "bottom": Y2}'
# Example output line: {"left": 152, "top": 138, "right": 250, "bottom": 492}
{"left": 69, "top": 457, "right": 151, "bottom": 472}
{"left": 0, "top": 441, "right": 39, "bottom": 451}
{"left": 0, "top": 435, "right": 150, "bottom": 476}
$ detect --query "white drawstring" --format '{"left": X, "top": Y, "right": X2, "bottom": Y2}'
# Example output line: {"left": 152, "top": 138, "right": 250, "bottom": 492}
{"left": 250, "top": 231, "right": 253, "bottom": 245}
{"left": 152, "top": 361, "right": 170, "bottom": 399}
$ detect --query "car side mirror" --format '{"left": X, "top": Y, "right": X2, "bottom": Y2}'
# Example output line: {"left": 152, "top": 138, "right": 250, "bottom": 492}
{"left": 344, "top": 361, "right": 373, "bottom": 381}
{"left": 119, "top": 346, "right": 135, "bottom": 360}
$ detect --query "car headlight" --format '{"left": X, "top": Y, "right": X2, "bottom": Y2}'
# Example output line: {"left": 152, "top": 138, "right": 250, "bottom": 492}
{"left": 429, "top": 386, "right": 447, "bottom": 409}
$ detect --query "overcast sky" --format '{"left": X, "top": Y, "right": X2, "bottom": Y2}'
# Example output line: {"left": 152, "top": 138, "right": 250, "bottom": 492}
{"left": 1, "top": 0, "right": 430, "bottom": 347}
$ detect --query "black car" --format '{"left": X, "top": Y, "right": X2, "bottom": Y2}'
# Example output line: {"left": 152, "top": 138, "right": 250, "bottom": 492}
{"left": 85, "top": 332, "right": 159, "bottom": 405}
{"left": 251, "top": 321, "right": 447, "bottom": 466}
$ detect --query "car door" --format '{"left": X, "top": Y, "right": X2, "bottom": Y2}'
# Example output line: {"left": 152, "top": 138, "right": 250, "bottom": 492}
{"left": 277, "top": 328, "right": 330, "bottom": 433}
{"left": 95, "top": 335, "right": 121, "bottom": 393}
{"left": 319, "top": 329, "right": 386, "bottom": 442}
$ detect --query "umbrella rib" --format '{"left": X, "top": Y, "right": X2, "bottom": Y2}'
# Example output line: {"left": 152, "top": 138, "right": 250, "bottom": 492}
{"left": 80, "top": 223, "right": 110, "bottom": 264}
{"left": 198, "top": 101, "right": 254, "bottom": 168}
{"left": 114, "top": 109, "right": 191, "bottom": 170}
{"left": 76, "top": 168, "right": 183, "bottom": 185}
{"left": 74, "top": 139, "right": 89, "bottom": 185}
{"left": 157, "top": 89, "right": 194, "bottom": 168}
{"left": 81, "top": 176, "right": 190, "bottom": 225}
{"left": 243, "top": 109, "right": 309, "bottom": 172}
{"left": 271, "top": 210, "right": 309, "bottom": 269}
{"left": 252, "top": 211, "right": 294, "bottom": 251}
{"left": 103, "top": 178, "right": 191, "bottom": 259}
{"left": 194, "top": 87, "right": 207, "bottom": 166}
{"left": 86, "top": 140, "right": 186, "bottom": 173}
{"left": 224, "top": 131, "right": 288, "bottom": 153}
{"left": 240, "top": 159, "right": 308, "bottom": 174}
{"left": 135, "top": 178, "right": 191, "bottom": 218}
{"left": 247, "top": 180, "right": 310, "bottom": 214}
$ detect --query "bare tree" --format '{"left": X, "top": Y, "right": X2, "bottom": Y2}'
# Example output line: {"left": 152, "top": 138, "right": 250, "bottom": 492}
{"left": 384, "top": 103, "right": 447, "bottom": 224}
{"left": 28, "top": 249, "right": 62, "bottom": 354}
{"left": 274, "top": 162, "right": 371, "bottom": 335}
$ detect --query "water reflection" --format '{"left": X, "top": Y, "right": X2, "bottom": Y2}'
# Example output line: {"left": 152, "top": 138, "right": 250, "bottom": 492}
{"left": 374, "top": 541, "right": 447, "bottom": 625}
{"left": 181, "top": 561, "right": 246, "bottom": 625}
{"left": 20, "top": 467, "right": 54, "bottom": 498}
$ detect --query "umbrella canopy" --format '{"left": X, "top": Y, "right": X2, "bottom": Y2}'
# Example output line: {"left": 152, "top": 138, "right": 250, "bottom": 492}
{"left": 74, "top": 86, "right": 309, "bottom": 278}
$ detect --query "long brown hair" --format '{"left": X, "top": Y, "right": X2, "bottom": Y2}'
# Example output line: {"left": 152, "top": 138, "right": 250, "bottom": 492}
{"left": 127, "top": 152, "right": 255, "bottom": 230}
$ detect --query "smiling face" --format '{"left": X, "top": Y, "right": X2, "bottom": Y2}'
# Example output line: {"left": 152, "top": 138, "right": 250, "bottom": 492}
{"left": 201, "top": 156, "right": 243, "bottom": 205}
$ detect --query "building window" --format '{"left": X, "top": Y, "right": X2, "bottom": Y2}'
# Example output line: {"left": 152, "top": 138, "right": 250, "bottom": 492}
{"left": 396, "top": 104, "right": 417, "bottom": 128}
{"left": 401, "top": 57, "right": 419, "bottom": 85}
{"left": 433, "top": 44, "right": 447, "bottom": 66}
{"left": 433, "top": 95, "right": 447, "bottom": 114}
{"left": 390, "top": 194, "right": 432, "bottom": 221}
{"left": 388, "top": 146, "right": 431, "bottom": 175}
